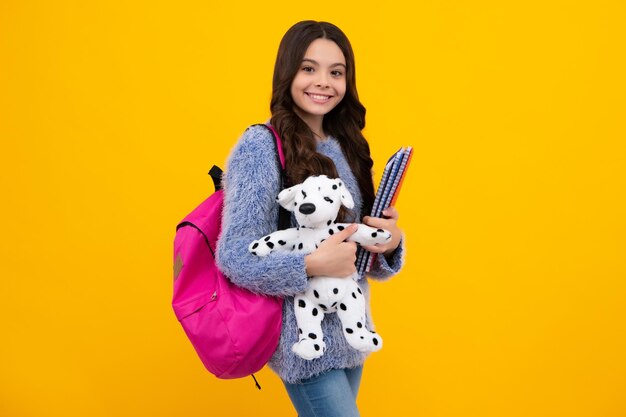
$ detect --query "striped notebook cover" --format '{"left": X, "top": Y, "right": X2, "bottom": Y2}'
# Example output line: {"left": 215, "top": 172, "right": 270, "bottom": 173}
{"left": 357, "top": 146, "right": 413, "bottom": 275}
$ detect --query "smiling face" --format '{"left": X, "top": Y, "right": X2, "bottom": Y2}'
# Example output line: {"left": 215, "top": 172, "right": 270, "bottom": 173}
{"left": 290, "top": 38, "right": 347, "bottom": 129}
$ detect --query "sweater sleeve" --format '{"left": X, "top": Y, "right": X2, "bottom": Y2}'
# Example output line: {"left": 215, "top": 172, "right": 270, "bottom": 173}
{"left": 365, "top": 237, "right": 405, "bottom": 281}
{"left": 216, "top": 125, "right": 309, "bottom": 296}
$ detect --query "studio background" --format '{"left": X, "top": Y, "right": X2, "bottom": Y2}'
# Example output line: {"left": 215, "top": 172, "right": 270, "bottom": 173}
{"left": 1, "top": 1, "right": 625, "bottom": 416}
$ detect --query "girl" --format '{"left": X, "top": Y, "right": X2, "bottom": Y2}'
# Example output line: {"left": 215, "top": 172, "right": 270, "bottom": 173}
{"left": 216, "top": 20, "right": 404, "bottom": 417}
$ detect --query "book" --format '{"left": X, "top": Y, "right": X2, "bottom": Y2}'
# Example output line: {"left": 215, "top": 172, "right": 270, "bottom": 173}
{"left": 356, "top": 150, "right": 404, "bottom": 273}
{"left": 357, "top": 146, "right": 413, "bottom": 275}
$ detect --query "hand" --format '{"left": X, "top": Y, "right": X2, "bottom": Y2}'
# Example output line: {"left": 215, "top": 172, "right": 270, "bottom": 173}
{"left": 361, "top": 207, "right": 402, "bottom": 257}
{"left": 304, "top": 224, "right": 358, "bottom": 278}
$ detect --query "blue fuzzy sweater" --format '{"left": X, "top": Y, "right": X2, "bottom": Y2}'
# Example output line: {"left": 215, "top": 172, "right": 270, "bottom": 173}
{"left": 216, "top": 124, "right": 405, "bottom": 383}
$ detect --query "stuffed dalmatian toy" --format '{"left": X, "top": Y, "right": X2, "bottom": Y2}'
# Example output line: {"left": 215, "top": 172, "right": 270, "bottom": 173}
{"left": 249, "top": 175, "right": 391, "bottom": 360}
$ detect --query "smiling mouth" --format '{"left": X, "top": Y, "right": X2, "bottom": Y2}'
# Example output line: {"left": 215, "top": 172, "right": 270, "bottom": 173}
{"left": 306, "top": 93, "right": 333, "bottom": 102}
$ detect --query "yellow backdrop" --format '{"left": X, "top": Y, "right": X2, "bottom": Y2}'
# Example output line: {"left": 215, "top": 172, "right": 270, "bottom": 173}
{"left": 2, "top": 1, "right": 625, "bottom": 416}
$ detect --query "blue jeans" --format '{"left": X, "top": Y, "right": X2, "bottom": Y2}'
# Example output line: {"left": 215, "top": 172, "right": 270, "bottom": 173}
{"left": 283, "top": 366, "right": 363, "bottom": 417}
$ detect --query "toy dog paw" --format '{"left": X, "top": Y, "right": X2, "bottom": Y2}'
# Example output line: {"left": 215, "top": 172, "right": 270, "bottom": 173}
{"left": 292, "top": 338, "right": 327, "bottom": 361}
{"left": 370, "top": 228, "right": 392, "bottom": 244}
{"left": 248, "top": 236, "right": 275, "bottom": 257}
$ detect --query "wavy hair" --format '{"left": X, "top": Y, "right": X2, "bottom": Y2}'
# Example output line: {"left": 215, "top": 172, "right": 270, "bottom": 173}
{"left": 270, "top": 21, "right": 375, "bottom": 221}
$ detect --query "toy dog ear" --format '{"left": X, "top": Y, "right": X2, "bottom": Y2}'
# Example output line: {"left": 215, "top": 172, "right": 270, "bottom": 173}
{"left": 337, "top": 180, "right": 354, "bottom": 209}
{"left": 277, "top": 184, "right": 300, "bottom": 212}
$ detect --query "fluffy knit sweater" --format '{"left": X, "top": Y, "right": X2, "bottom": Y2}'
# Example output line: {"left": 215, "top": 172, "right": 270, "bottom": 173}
{"left": 216, "top": 124, "right": 405, "bottom": 383}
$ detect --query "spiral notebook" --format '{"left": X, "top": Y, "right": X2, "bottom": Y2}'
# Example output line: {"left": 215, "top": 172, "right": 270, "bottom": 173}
{"left": 357, "top": 146, "right": 413, "bottom": 275}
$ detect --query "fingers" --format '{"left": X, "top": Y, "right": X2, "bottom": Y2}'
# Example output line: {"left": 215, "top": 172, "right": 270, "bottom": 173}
{"left": 325, "top": 223, "right": 358, "bottom": 243}
{"left": 362, "top": 206, "right": 402, "bottom": 256}
{"left": 363, "top": 216, "right": 389, "bottom": 228}
{"left": 345, "top": 241, "right": 358, "bottom": 256}
{"left": 382, "top": 206, "right": 399, "bottom": 220}
{"left": 307, "top": 233, "right": 358, "bottom": 277}
{"left": 363, "top": 207, "right": 399, "bottom": 228}
{"left": 361, "top": 244, "right": 386, "bottom": 254}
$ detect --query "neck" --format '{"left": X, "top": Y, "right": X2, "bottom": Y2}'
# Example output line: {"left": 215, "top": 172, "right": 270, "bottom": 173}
{"left": 294, "top": 108, "right": 324, "bottom": 139}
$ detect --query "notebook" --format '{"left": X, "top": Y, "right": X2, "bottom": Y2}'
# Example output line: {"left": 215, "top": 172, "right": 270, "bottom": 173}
{"left": 357, "top": 146, "right": 413, "bottom": 275}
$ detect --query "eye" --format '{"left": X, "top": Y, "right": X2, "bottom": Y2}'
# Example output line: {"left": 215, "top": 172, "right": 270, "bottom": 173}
{"left": 324, "top": 197, "right": 334, "bottom": 204}
{"left": 331, "top": 70, "right": 343, "bottom": 77}
{"left": 302, "top": 66, "right": 314, "bottom": 73}
{"left": 301, "top": 190, "right": 307, "bottom": 198}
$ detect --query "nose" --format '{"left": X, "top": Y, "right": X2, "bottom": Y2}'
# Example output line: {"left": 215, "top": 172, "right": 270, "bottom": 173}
{"left": 299, "top": 203, "right": 316, "bottom": 215}
{"left": 315, "top": 73, "right": 330, "bottom": 88}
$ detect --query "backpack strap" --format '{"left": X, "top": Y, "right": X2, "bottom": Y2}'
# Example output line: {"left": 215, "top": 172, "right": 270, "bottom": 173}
{"left": 253, "top": 124, "right": 291, "bottom": 231}
{"left": 264, "top": 124, "right": 285, "bottom": 168}
{"left": 200, "top": 124, "right": 290, "bottom": 233}
{"left": 208, "top": 165, "right": 223, "bottom": 192}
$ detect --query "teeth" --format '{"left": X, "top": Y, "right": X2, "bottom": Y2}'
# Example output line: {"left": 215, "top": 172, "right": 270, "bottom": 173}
{"left": 308, "top": 94, "right": 331, "bottom": 100}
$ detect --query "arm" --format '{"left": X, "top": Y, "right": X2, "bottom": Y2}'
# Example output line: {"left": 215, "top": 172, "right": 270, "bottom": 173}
{"left": 216, "top": 125, "right": 309, "bottom": 296}
{"left": 366, "top": 237, "right": 405, "bottom": 280}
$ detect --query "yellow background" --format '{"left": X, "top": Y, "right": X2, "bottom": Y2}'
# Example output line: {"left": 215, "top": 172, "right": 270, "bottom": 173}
{"left": 2, "top": 1, "right": 625, "bottom": 416}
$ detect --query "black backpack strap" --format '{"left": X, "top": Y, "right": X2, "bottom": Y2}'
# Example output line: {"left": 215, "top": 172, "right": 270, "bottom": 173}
{"left": 208, "top": 165, "right": 223, "bottom": 192}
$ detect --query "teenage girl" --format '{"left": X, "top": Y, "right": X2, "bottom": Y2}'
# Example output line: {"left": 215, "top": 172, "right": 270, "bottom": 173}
{"left": 216, "top": 20, "right": 405, "bottom": 417}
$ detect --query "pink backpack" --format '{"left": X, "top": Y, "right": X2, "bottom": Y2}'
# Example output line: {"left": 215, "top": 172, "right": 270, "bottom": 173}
{"left": 172, "top": 124, "right": 287, "bottom": 386}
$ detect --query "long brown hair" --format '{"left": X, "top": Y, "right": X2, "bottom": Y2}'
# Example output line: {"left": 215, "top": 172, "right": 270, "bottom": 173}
{"left": 270, "top": 21, "right": 375, "bottom": 220}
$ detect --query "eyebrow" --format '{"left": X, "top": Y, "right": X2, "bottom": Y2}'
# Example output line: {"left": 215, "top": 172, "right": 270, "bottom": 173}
{"left": 302, "top": 58, "right": 346, "bottom": 69}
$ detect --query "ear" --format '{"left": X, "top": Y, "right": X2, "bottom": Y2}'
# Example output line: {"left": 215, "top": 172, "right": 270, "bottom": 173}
{"left": 277, "top": 184, "right": 300, "bottom": 211}
{"left": 337, "top": 180, "right": 354, "bottom": 209}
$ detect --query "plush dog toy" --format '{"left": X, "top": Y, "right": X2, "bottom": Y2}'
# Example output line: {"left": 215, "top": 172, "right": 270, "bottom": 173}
{"left": 249, "top": 175, "right": 391, "bottom": 360}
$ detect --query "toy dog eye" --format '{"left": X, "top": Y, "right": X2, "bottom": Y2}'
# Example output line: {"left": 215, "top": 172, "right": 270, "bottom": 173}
{"left": 324, "top": 197, "right": 334, "bottom": 204}
{"left": 301, "top": 190, "right": 307, "bottom": 198}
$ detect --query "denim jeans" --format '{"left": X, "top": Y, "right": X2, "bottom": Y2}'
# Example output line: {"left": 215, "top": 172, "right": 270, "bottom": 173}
{"left": 283, "top": 366, "right": 363, "bottom": 417}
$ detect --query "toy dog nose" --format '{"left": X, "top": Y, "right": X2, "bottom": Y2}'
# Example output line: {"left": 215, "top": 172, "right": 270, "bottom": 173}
{"left": 299, "top": 203, "right": 316, "bottom": 215}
